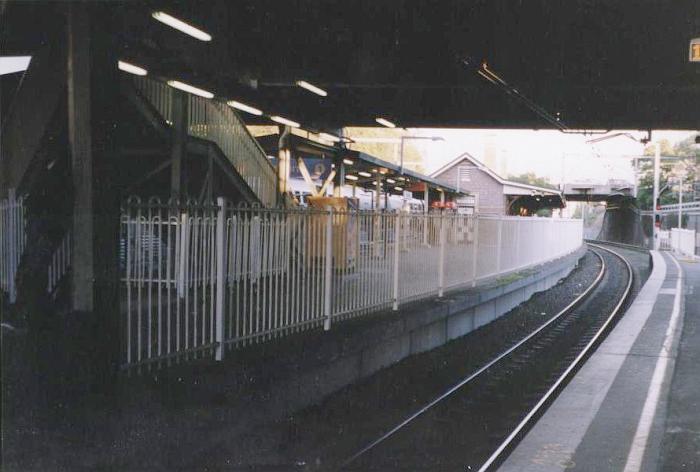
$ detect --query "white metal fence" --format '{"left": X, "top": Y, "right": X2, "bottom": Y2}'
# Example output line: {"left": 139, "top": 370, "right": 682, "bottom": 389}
{"left": 659, "top": 230, "right": 672, "bottom": 250}
{"left": 1, "top": 195, "right": 26, "bottom": 304}
{"left": 47, "top": 232, "right": 72, "bottom": 298}
{"left": 670, "top": 228, "right": 696, "bottom": 256}
{"left": 131, "top": 76, "right": 278, "bottom": 207}
{"left": 120, "top": 198, "right": 583, "bottom": 370}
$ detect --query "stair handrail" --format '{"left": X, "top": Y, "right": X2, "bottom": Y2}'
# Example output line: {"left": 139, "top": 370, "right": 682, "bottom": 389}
{"left": 131, "top": 76, "right": 278, "bottom": 207}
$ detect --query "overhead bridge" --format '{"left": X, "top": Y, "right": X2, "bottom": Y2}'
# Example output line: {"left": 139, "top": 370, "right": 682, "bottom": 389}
{"left": 562, "top": 180, "right": 636, "bottom": 202}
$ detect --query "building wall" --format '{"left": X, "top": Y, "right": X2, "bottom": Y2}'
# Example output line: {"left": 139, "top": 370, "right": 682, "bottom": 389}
{"left": 434, "top": 158, "right": 506, "bottom": 215}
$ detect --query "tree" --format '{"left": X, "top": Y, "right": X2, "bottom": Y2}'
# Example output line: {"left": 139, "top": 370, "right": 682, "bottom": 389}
{"left": 636, "top": 134, "right": 699, "bottom": 210}
{"left": 343, "top": 127, "right": 426, "bottom": 174}
{"left": 642, "top": 139, "right": 674, "bottom": 157}
{"left": 643, "top": 136, "right": 699, "bottom": 159}
{"left": 507, "top": 172, "right": 558, "bottom": 190}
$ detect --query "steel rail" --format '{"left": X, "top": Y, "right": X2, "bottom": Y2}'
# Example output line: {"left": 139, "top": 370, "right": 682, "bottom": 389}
{"left": 341, "top": 248, "right": 606, "bottom": 469}
{"left": 585, "top": 238, "right": 650, "bottom": 253}
{"left": 477, "top": 243, "right": 634, "bottom": 471}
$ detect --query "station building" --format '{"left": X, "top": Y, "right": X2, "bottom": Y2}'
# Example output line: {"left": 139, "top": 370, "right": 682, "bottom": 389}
{"left": 430, "top": 152, "right": 565, "bottom": 216}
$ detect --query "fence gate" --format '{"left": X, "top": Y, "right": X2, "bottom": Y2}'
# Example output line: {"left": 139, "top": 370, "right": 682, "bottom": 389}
{"left": 120, "top": 197, "right": 222, "bottom": 369}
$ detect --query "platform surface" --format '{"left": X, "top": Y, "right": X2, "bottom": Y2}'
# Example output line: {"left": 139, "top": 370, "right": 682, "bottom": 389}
{"left": 499, "top": 250, "right": 698, "bottom": 472}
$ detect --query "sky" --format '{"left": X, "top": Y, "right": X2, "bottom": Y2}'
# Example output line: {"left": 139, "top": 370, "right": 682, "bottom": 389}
{"left": 407, "top": 129, "right": 697, "bottom": 185}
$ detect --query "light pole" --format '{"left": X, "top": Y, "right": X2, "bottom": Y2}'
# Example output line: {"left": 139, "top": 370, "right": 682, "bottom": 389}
{"left": 674, "top": 169, "right": 688, "bottom": 230}
{"left": 653, "top": 142, "right": 661, "bottom": 249}
{"left": 398, "top": 136, "right": 444, "bottom": 174}
{"left": 678, "top": 177, "right": 683, "bottom": 230}
{"left": 347, "top": 135, "right": 444, "bottom": 173}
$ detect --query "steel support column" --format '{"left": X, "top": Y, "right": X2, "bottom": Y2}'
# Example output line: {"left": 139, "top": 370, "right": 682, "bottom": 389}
{"left": 170, "top": 91, "right": 188, "bottom": 200}
{"left": 67, "top": 4, "right": 121, "bottom": 387}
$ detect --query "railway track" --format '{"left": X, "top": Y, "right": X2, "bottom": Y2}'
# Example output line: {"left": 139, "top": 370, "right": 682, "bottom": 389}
{"left": 341, "top": 243, "right": 634, "bottom": 471}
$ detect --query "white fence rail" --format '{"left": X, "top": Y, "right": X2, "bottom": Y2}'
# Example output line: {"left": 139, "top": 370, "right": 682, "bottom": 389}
{"left": 1, "top": 195, "right": 26, "bottom": 304}
{"left": 670, "top": 228, "right": 696, "bottom": 256}
{"left": 120, "top": 198, "right": 583, "bottom": 370}
{"left": 47, "top": 232, "right": 72, "bottom": 297}
{"left": 659, "top": 230, "right": 671, "bottom": 250}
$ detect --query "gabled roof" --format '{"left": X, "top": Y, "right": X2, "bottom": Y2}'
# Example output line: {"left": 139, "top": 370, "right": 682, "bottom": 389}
{"left": 430, "top": 152, "right": 562, "bottom": 196}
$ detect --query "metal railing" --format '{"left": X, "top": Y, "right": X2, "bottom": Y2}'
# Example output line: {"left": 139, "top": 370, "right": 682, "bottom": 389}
{"left": 120, "top": 198, "right": 220, "bottom": 366}
{"left": 658, "top": 230, "right": 672, "bottom": 250}
{"left": 131, "top": 76, "right": 278, "bottom": 207}
{"left": 120, "top": 197, "right": 583, "bottom": 370}
{"left": 188, "top": 95, "right": 278, "bottom": 207}
{"left": 47, "top": 232, "right": 71, "bottom": 298}
{"left": 1, "top": 194, "right": 26, "bottom": 304}
{"left": 670, "top": 228, "right": 696, "bottom": 256}
{"left": 659, "top": 201, "right": 700, "bottom": 212}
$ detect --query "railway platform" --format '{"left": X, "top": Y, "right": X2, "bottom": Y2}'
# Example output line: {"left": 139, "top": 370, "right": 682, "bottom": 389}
{"left": 500, "top": 250, "right": 697, "bottom": 472}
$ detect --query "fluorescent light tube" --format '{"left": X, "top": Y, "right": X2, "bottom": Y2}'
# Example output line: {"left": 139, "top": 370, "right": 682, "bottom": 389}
{"left": 118, "top": 60, "right": 147, "bottom": 76}
{"left": 227, "top": 100, "right": 262, "bottom": 116}
{"left": 152, "top": 11, "right": 212, "bottom": 41}
{"left": 375, "top": 117, "right": 396, "bottom": 128}
{"left": 167, "top": 80, "right": 214, "bottom": 98}
{"left": 0, "top": 56, "right": 31, "bottom": 75}
{"left": 270, "top": 115, "right": 300, "bottom": 128}
{"left": 296, "top": 80, "right": 327, "bottom": 97}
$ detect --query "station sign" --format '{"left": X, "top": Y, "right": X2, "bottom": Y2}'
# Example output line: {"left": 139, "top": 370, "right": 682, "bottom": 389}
{"left": 691, "top": 38, "right": 700, "bottom": 62}
{"left": 456, "top": 195, "right": 476, "bottom": 206}
{"left": 288, "top": 156, "right": 332, "bottom": 182}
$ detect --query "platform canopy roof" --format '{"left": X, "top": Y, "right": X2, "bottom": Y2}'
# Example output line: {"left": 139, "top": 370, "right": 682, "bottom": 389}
{"left": 256, "top": 132, "right": 467, "bottom": 199}
{"left": 3, "top": 1, "right": 699, "bottom": 131}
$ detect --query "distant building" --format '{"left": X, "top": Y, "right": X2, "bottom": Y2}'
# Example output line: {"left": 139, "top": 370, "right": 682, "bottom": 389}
{"left": 430, "top": 152, "right": 564, "bottom": 216}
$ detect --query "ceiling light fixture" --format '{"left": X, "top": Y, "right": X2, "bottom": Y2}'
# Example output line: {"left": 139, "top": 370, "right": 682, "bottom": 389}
{"left": 343, "top": 159, "right": 354, "bottom": 165}
{"left": 375, "top": 117, "right": 396, "bottom": 128}
{"left": 118, "top": 60, "right": 147, "bottom": 76}
{"left": 296, "top": 80, "right": 327, "bottom": 97}
{"left": 0, "top": 56, "right": 32, "bottom": 75}
{"left": 358, "top": 171, "right": 372, "bottom": 178}
{"left": 270, "top": 115, "right": 300, "bottom": 128}
{"left": 167, "top": 80, "right": 214, "bottom": 98}
{"left": 345, "top": 175, "right": 359, "bottom": 181}
{"left": 227, "top": 100, "right": 263, "bottom": 116}
{"left": 152, "top": 11, "right": 212, "bottom": 41}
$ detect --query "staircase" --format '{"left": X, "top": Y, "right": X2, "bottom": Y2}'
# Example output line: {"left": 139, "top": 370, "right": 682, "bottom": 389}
{"left": 131, "top": 76, "right": 278, "bottom": 207}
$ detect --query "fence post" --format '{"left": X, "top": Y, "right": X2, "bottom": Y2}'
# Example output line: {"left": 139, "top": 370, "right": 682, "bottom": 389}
{"left": 438, "top": 212, "right": 445, "bottom": 297}
{"left": 496, "top": 217, "right": 503, "bottom": 274}
{"left": 178, "top": 212, "right": 188, "bottom": 298}
{"left": 215, "top": 197, "right": 226, "bottom": 361}
{"left": 515, "top": 218, "right": 521, "bottom": 269}
{"left": 471, "top": 216, "right": 480, "bottom": 287}
{"left": 8, "top": 189, "right": 17, "bottom": 304}
{"left": 323, "top": 206, "right": 333, "bottom": 331}
{"left": 546, "top": 217, "right": 553, "bottom": 258}
{"left": 393, "top": 212, "right": 400, "bottom": 310}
